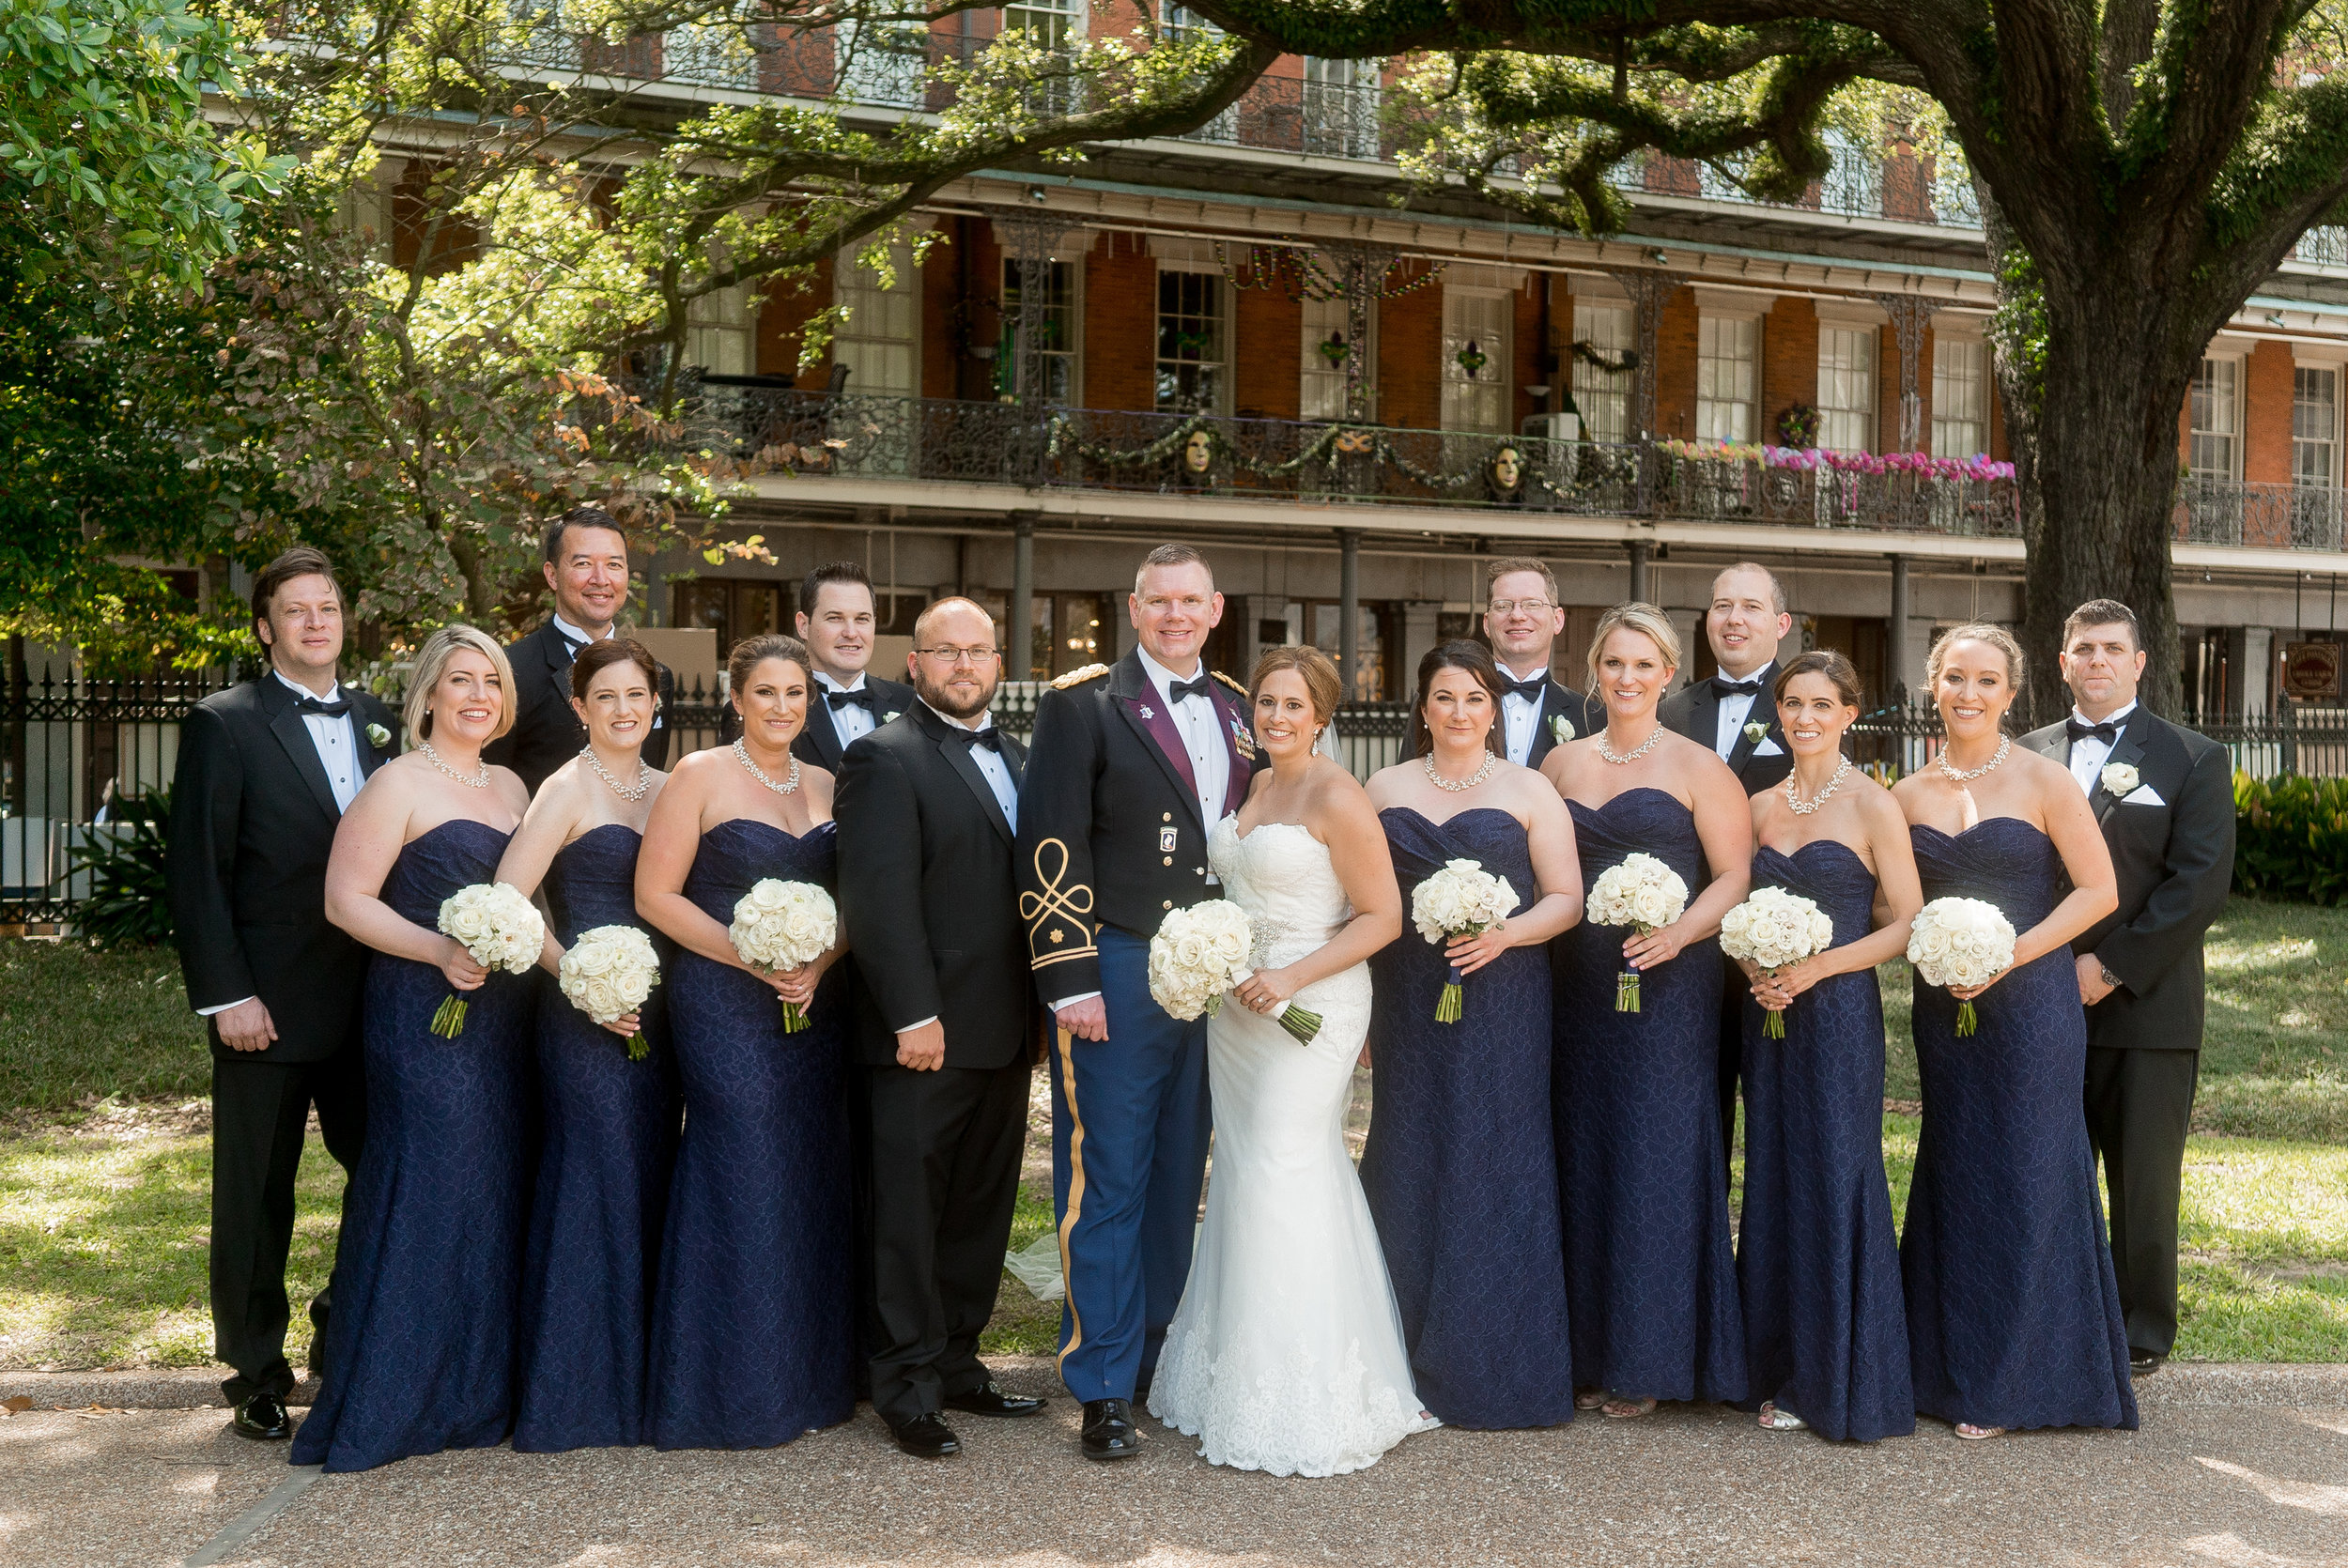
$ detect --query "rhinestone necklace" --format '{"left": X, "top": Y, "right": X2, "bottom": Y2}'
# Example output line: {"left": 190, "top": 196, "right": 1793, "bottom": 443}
{"left": 419, "top": 740, "right": 489, "bottom": 789}
{"left": 1594, "top": 723, "right": 1667, "bottom": 766}
{"left": 733, "top": 737, "right": 800, "bottom": 795}
{"left": 580, "top": 746, "right": 652, "bottom": 803}
{"left": 1424, "top": 752, "right": 1497, "bottom": 792}
{"left": 1938, "top": 733, "right": 2011, "bottom": 784}
{"left": 1784, "top": 754, "right": 1853, "bottom": 816}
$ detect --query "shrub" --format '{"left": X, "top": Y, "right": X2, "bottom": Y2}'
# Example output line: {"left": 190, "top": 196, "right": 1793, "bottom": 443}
{"left": 2232, "top": 773, "right": 2348, "bottom": 905}
{"left": 62, "top": 789, "right": 175, "bottom": 948}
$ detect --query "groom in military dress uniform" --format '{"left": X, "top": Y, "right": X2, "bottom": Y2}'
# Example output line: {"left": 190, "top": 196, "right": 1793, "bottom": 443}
{"left": 1014, "top": 544, "right": 1257, "bottom": 1462}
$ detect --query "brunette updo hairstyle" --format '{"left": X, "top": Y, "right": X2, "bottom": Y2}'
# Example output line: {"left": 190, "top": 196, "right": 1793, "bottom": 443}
{"left": 1248, "top": 645, "right": 1342, "bottom": 731}
{"left": 726, "top": 633, "right": 811, "bottom": 707}
{"left": 1924, "top": 621, "right": 2028, "bottom": 711}
{"left": 1772, "top": 649, "right": 1863, "bottom": 712}
{"left": 570, "top": 638, "right": 661, "bottom": 702}
{"left": 1410, "top": 639, "right": 1507, "bottom": 758}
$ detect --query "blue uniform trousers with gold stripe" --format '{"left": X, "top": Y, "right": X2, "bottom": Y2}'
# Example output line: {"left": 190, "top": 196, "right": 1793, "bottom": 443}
{"left": 1047, "top": 926, "right": 1213, "bottom": 1403}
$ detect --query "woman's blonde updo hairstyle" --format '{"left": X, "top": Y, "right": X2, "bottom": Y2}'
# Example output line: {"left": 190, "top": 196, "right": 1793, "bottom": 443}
{"left": 1584, "top": 601, "right": 1682, "bottom": 690}
{"left": 403, "top": 623, "right": 517, "bottom": 748}
{"left": 1924, "top": 622, "right": 2028, "bottom": 710}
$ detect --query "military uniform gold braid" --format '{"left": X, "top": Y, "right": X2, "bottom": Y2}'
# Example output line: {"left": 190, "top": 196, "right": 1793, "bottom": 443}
{"left": 1021, "top": 838, "right": 1096, "bottom": 968}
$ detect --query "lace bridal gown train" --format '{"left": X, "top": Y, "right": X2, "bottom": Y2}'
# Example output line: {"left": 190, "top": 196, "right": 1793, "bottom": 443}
{"left": 1149, "top": 818, "right": 1439, "bottom": 1477}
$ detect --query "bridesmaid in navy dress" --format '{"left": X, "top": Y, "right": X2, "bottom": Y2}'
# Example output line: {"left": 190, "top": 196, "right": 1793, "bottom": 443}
{"left": 636, "top": 633, "right": 856, "bottom": 1450}
{"left": 1892, "top": 623, "right": 2132, "bottom": 1439}
{"left": 1361, "top": 640, "right": 1584, "bottom": 1428}
{"left": 1734, "top": 652, "right": 1920, "bottom": 1441}
{"left": 1540, "top": 603, "right": 1753, "bottom": 1420}
{"left": 493, "top": 639, "right": 679, "bottom": 1453}
{"left": 298, "top": 625, "right": 534, "bottom": 1472}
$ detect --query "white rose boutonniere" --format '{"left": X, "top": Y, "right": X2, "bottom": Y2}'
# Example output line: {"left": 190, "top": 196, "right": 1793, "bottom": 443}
{"left": 2100, "top": 761, "right": 2140, "bottom": 798}
{"left": 365, "top": 722, "right": 392, "bottom": 750}
{"left": 883, "top": 710, "right": 902, "bottom": 724}
{"left": 1744, "top": 720, "right": 1769, "bottom": 745}
{"left": 1550, "top": 715, "right": 1574, "bottom": 745}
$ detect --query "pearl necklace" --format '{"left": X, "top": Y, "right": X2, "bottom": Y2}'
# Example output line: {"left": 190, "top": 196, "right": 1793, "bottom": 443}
{"left": 580, "top": 746, "right": 651, "bottom": 803}
{"left": 419, "top": 740, "right": 489, "bottom": 789}
{"left": 1938, "top": 733, "right": 2011, "bottom": 783}
{"left": 1784, "top": 755, "right": 1852, "bottom": 816}
{"left": 1424, "top": 752, "right": 1497, "bottom": 792}
{"left": 733, "top": 738, "right": 800, "bottom": 795}
{"left": 1594, "top": 723, "right": 1666, "bottom": 766}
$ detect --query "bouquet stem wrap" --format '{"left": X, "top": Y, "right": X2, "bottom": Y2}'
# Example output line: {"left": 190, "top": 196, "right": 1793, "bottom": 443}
{"left": 1614, "top": 964, "right": 1641, "bottom": 1013}
{"left": 1955, "top": 999, "right": 1980, "bottom": 1037}
{"left": 1436, "top": 963, "right": 1466, "bottom": 1024}
{"left": 433, "top": 883, "right": 545, "bottom": 1038}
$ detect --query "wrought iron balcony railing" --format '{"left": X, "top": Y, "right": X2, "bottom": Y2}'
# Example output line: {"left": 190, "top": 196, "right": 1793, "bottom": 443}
{"left": 2174, "top": 476, "right": 2348, "bottom": 552}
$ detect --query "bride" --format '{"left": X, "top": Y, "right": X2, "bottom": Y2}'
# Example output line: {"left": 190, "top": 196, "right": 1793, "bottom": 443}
{"left": 1148, "top": 645, "right": 1438, "bottom": 1476}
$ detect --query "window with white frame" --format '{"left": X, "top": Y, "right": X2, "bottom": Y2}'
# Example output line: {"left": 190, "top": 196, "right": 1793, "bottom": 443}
{"left": 1570, "top": 301, "right": 1633, "bottom": 442}
{"left": 1816, "top": 325, "right": 1877, "bottom": 452}
{"left": 1441, "top": 288, "right": 1511, "bottom": 433}
{"left": 686, "top": 284, "right": 754, "bottom": 377}
{"left": 1156, "top": 267, "right": 1228, "bottom": 413}
{"left": 1301, "top": 294, "right": 1373, "bottom": 421}
{"left": 1002, "top": 0, "right": 1082, "bottom": 110}
{"left": 1930, "top": 336, "right": 1988, "bottom": 458}
{"left": 1303, "top": 56, "right": 1379, "bottom": 160}
{"left": 1695, "top": 315, "right": 1757, "bottom": 442}
{"left": 2294, "top": 366, "right": 2338, "bottom": 487}
{"left": 2189, "top": 357, "right": 2239, "bottom": 479}
{"left": 1001, "top": 256, "right": 1078, "bottom": 404}
{"left": 834, "top": 239, "right": 920, "bottom": 397}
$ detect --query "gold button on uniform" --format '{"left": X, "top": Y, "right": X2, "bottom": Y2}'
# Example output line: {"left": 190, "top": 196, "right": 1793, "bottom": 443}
{"left": 1162, "top": 855, "right": 1173, "bottom": 866}
{"left": 1163, "top": 812, "right": 1172, "bottom": 822}
{"left": 1162, "top": 899, "right": 1173, "bottom": 910}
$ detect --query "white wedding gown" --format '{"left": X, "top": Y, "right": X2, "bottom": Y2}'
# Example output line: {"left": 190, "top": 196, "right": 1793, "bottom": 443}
{"left": 1148, "top": 818, "right": 1438, "bottom": 1476}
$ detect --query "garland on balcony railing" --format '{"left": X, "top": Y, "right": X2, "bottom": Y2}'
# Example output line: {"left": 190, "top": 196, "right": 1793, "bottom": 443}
{"left": 1654, "top": 438, "right": 2014, "bottom": 483}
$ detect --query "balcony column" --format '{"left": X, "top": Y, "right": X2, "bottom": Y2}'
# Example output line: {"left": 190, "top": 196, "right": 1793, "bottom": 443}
{"left": 1628, "top": 539, "right": 1652, "bottom": 604}
{"left": 1888, "top": 553, "right": 1911, "bottom": 701}
{"left": 1010, "top": 514, "right": 1036, "bottom": 681}
{"left": 1337, "top": 528, "right": 1363, "bottom": 700}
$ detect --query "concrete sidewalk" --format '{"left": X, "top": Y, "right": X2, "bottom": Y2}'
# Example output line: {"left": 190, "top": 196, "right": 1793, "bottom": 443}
{"left": 5, "top": 1360, "right": 2344, "bottom": 1568}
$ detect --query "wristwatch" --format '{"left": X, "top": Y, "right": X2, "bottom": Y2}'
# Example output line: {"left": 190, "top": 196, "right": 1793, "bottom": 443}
{"left": 2098, "top": 962, "right": 2123, "bottom": 992}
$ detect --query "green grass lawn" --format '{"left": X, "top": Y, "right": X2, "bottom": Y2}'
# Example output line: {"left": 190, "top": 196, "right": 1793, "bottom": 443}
{"left": 0, "top": 940, "right": 210, "bottom": 1114}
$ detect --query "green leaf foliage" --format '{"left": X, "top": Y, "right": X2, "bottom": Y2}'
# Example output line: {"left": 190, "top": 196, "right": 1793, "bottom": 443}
{"left": 2233, "top": 773, "right": 2348, "bottom": 906}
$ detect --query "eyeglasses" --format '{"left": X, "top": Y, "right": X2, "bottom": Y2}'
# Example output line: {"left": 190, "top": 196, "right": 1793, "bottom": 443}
{"left": 1488, "top": 599, "right": 1557, "bottom": 616}
{"left": 914, "top": 647, "right": 1000, "bottom": 667}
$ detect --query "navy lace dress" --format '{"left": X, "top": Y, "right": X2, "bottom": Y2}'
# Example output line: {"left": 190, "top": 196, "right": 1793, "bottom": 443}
{"left": 514, "top": 823, "right": 681, "bottom": 1453}
{"left": 647, "top": 818, "right": 856, "bottom": 1450}
{"left": 1362, "top": 807, "right": 1574, "bottom": 1429}
{"left": 1552, "top": 787, "right": 1746, "bottom": 1405}
{"left": 291, "top": 820, "right": 535, "bottom": 1473}
{"left": 1904, "top": 819, "right": 2137, "bottom": 1432}
{"left": 1735, "top": 842, "right": 1913, "bottom": 1441}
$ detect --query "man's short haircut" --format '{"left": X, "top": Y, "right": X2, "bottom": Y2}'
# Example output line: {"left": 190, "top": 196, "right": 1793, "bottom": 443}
{"left": 1134, "top": 543, "right": 1213, "bottom": 596}
{"left": 799, "top": 561, "right": 875, "bottom": 619}
{"left": 1711, "top": 561, "right": 1788, "bottom": 618}
{"left": 542, "top": 504, "right": 627, "bottom": 565}
{"left": 1484, "top": 557, "right": 1560, "bottom": 605}
{"left": 2062, "top": 598, "right": 2140, "bottom": 653}
{"left": 250, "top": 546, "right": 342, "bottom": 638}
{"left": 911, "top": 595, "right": 996, "bottom": 648}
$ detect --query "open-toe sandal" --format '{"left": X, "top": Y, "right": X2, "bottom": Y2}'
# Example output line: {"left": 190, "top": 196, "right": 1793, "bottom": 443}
{"left": 1601, "top": 1393, "right": 1659, "bottom": 1420}
{"left": 1757, "top": 1401, "right": 1808, "bottom": 1432}
{"left": 1953, "top": 1422, "right": 2005, "bottom": 1441}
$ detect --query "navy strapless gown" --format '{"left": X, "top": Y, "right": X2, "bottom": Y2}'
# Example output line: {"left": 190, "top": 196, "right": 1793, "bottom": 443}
{"left": 514, "top": 823, "right": 681, "bottom": 1453}
{"left": 1735, "top": 842, "right": 1913, "bottom": 1441}
{"left": 292, "top": 819, "right": 535, "bottom": 1472}
{"left": 647, "top": 818, "right": 855, "bottom": 1450}
{"left": 1904, "top": 819, "right": 2137, "bottom": 1431}
{"left": 1552, "top": 787, "right": 1746, "bottom": 1404}
{"left": 1362, "top": 807, "right": 1573, "bottom": 1429}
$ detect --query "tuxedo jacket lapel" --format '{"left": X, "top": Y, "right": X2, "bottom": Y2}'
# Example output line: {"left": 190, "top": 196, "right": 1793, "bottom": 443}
{"left": 1675, "top": 680, "right": 1721, "bottom": 746}
{"left": 2093, "top": 710, "right": 2155, "bottom": 823}
{"left": 803, "top": 699, "right": 847, "bottom": 770}
{"left": 263, "top": 683, "right": 343, "bottom": 822}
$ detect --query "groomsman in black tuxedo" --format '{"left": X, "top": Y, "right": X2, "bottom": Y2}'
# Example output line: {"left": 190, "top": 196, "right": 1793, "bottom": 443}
{"left": 1660, "top": 561, "right": 1795, "bottom": 1162}
{"left": 792, "top": 561, "right": 916, "bottom": 773}
{"left": 835, "top": 598, "right": 1045, "bottom": 1460}
{"left": 1482, "top": 557, "right": 1605, "bottom": 767}
{"left": 485, "top": 506, "right": 673, "bottom": 793}
{"left": 2022, "top": 599, "right": 2235, "bottom": 1375}
{"left": 166, "top": 547, "right": 397, "bottom": 1442}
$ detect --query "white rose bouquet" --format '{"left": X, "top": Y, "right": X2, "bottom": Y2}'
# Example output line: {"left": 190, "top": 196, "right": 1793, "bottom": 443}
{"left": 432, "top": 882, "right": 545, "bottom": 1038}
{"left": 728, "top": 879, "right": 838, "bottom": 1033}
{"left": 1718, "top": 886, "right": 1836, "bottom": 1038}
{"left": 1906, "top": 896, "right": 2018, "bottom": 1038}
{"left": 1410, "top": 858, "right": 1521, "bottom": 1023}
{"left": 1584, "top": 853, "right": 1691, "bottom": 1013}
{"left": 1148, "top": 900, "right": 1321, "bottom": 1044}
{"left": 559, "top": 924, "right": 662, "bottom": 1059}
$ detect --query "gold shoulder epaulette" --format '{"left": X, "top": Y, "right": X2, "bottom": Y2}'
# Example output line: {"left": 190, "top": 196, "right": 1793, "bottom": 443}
{"left": 1213, "top": 670, "right": 1247, "bottom": 696}
{"left": 1051, "top": 663, "right": 1110, "bottom": 689}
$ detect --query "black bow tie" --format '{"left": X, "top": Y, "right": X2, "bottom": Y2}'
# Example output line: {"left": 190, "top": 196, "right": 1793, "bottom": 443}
{"left": 1711, "top": 676, "right": 1763, "bottom": 697}
{"left": 1502, "top": 676, "right": 1549, "bottom": 703}
{"left": 555, "top": 634, "right": 587, "bottom": 663}
{"left": 295, "top": 695, "right": 351, "bottom": 718}
{"left": 826, "top": 687, "right": 875, "bottom": 711}
{"left": 2066, "top": 717, "right": 2122, "bottom": 745}
{"left": 1168, "top": 674, "right": 1212, "bottom": 704}
{"left": 948, "top": 726, "right": 1002, "bottom": 752}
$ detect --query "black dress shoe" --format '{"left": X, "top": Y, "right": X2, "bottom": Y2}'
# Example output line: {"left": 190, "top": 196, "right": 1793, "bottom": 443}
{"left": 890, "top": 1411, "right": 961, "bottom": 1458}
{"left": 231, "top": 1391, "right": 291, "bottom": 1441}
{"left": 2129, "top": 1350, "right": 2166, "bottom": 1376}
{"left": 1080, "top": 1398, "right": 1141, "bottom": 1461}
{"left": 945, "top": 1381, "right": 1046, "bottom": 1418}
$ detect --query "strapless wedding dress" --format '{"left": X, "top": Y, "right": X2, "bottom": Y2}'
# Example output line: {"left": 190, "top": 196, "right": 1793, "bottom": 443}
{"left": 1148, "top": 818, "right": 1437, "bottom": 1476}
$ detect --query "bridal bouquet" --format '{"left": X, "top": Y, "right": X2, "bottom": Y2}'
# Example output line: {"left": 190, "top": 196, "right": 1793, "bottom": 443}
{"left": 1719, "top": 887, "right": 1836, "bottom": 1038}
{"left": 1411, "top": 858, "right": 1520, "bottom": 1023}
{"left": 1907, "top": 897, "right": 2017, "bottom": 1038}
{"left": 1148, "top": 900, "right": 1321, "bottom": 1045}
{"left": 729, "top": 879, "right": 837, "bottom": 1033}
{"left": 432, "top": 882, "right": 545, "bottom": 1038}
{"left": 559, "top": 924, "right": 662, "bottom": 1059}
{"left": 1585, "top": 853, "right": 1690, "bottom": 1013}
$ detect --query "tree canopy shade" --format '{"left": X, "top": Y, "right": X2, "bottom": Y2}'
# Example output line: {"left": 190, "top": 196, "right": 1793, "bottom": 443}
{"left": 1188, "top": 0, "right": 2348, "bottom": 719}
